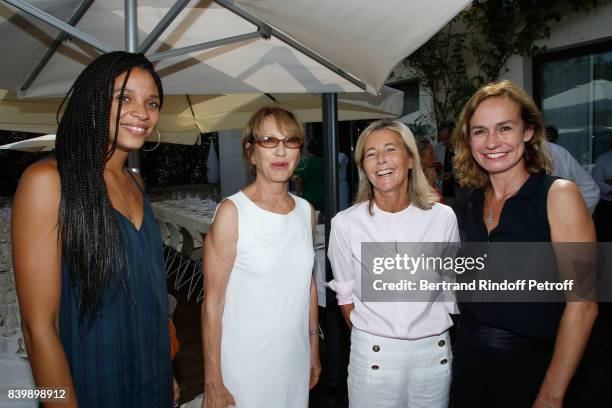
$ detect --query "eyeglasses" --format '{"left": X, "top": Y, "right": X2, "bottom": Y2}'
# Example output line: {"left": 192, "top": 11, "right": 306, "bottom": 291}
{"left": 252, "top": 134, "right": 303, "bottom": 149}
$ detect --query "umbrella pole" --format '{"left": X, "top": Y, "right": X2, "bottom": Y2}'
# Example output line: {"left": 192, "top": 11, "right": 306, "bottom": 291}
{"left": 125, "top": 0, "right": 141, "bottom": 173}
{"left": 323, "top": 93, "right": 347, "bottom": 393}
{"left": 348, "top": 121, "right": 356, "bottom": 202}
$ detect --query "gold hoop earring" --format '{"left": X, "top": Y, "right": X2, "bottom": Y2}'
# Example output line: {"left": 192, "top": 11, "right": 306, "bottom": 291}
{"left": 143, "top": 128, "right": 161, "bottom": 152}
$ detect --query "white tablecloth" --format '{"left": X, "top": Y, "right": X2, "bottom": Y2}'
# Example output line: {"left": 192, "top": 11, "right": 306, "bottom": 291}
{"left": 0, "top": 329, "right": 36, "bottom": 408}
{"left": 151, "top": 202, "right": 212, "bottom": 235}
{"left": 314, "top": 248, "right": 327, "bottom": 308}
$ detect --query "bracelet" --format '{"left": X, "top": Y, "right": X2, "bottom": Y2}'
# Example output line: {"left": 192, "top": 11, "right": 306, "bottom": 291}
{"left": 309, "top": 323, "right": 324, "bottom": 340}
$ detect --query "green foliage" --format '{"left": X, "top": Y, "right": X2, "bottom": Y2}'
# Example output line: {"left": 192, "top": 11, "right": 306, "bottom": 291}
{"left": 404, "top": 20, "right": 475, "bottom": 130}
{"left": 404, "top": 0, "right": 598, "bottom": 127}
{"left": 407, "top": 114, "right": 436, "bottom": 139}
{"left": 464, "top": 0, "right": 557, "bottom": 84}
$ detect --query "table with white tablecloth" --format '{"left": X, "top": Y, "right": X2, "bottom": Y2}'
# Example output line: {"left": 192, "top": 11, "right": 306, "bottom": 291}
{"left": 0, "top": 323, "right": 36, "bottom": 408}
{"left": 314, "top": 247, "right": 327, "bottom": 308}
{"left": 151, "top": 199, "right": 216, "bottom": 255}
{"left": 151, "top": 199, "right": 215, "bottom": 236}
{"left": 0, "top": 206, "right": 37, "bottom": 408}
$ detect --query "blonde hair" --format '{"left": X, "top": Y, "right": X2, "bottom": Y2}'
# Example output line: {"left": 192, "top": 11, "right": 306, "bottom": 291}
{"left": 454, "top": 80, "right": 552, "bottom": 189}
{"left": 354, "top": 119, "right": 438, "bottom": 213}
{"left": 241, "top": 106, "right": 305, "bottom": 175}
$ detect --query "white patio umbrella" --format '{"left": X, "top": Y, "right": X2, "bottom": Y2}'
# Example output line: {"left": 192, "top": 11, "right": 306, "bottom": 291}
{"left": 0, "top": 89, "right": 202, "bottom": 144}
{"left": 0, "top": 86, "right": 404, "bottom": 146}
{"left": 0, "top": 133, "right": 55, "bottom": 152}
{"left": 0, "top": 0, "right": 469, "bottom": 97}
{"left": 175, "top": 86, "right": 405, "bottom": 136}
{"left": 0, "top": 0, "right": 468, "bottom": 175}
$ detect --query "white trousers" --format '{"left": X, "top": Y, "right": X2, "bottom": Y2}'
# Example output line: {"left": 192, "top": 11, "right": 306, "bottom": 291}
{"left": 348, "top": 329, "right": 452, "bottom": 408}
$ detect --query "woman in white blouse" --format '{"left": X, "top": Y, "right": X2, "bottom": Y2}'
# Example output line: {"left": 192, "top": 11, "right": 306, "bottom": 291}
{"left": 327, "top": 119, "right": 459, "bottom": 408}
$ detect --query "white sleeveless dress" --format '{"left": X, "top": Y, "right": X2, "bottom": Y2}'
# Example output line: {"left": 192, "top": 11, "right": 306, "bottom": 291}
{"left": 220, "top": 191, "right": 314, "bottom": 408}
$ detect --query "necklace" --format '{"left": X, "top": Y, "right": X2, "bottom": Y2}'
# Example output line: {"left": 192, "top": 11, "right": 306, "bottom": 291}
{"left": 484, "top": 187, "right": 520, "bottom": 225}
{"left": 112, "top": 168, "right": 136, "bottom": 226}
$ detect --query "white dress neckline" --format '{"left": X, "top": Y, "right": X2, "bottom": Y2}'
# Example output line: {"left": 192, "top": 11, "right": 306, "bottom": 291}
{"left": 238, "top": 190, "right": 297, "bottom": 216}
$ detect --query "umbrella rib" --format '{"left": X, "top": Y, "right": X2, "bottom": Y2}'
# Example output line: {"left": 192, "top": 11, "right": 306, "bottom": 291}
{"left": 3, "top": 0, "right": 113, "bottom": 53}
{"left": 137, "top": 0, "right": 192, "bottom": 55}
{"left": 147, "top": 31, "right": 263, "bottom": 62}
{"left": 19, "top": 0, "right": 95, "bottom": 93}
{"left": 214, "top": 0, "right": 366, "bottom": 91}
{"left": 185, "top": 95, "right": 197, "bottom": 123}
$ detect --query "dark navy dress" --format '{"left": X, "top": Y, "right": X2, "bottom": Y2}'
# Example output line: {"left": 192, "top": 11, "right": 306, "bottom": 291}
{"left": 59, "top": 175, "right": 172, "bottom": 407}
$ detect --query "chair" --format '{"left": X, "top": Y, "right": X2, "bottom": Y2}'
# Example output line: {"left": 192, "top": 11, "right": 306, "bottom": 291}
{"left": 179, "top": 227, "right": 203, "bottom": 261}
{"left": 166, "top": 221, "right": 183, "bottom": 253}
{"left": 175, "top": 227, "right": 204, "bottom": 300}
{"left": 167, "top": 294, "right": 178, "bottom": 319}
{"left": 155, "top": 217, "right": 171, "bottom": 246}
{"left": 164, "top": 221, "right": 186, "bottom": 284}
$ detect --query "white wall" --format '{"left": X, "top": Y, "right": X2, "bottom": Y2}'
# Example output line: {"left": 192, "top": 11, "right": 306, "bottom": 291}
{"left": 501, "top": 1, "right": 612, "bottom": 94}
{"left": 387, "top": 1, "right": 612, "bottom": 123}
{"left": 537, "top": 1, "right": 612, "bottom": 50}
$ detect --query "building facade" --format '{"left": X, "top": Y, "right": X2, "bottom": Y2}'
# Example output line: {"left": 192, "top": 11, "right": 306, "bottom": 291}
{"left": 389, "top": 0, "right": 612, "bottom": 169}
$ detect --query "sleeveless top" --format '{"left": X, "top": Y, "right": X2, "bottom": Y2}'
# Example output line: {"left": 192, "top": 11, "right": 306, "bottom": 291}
{"left": 462, "top": 171, "right": 565, "bottom": 339}
{"left": 219, "top": 191, "right": 314, "bottom": 408}
{"left": 59, "top": 172, "right": 172, "bottom": 407}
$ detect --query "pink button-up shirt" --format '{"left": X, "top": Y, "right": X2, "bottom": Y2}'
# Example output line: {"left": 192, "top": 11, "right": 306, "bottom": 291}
{"left": 327, "top": 201, "right": 459, "bottom": 340}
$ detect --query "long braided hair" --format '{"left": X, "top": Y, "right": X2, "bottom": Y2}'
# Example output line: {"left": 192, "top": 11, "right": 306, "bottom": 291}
{"left": 55, "top": 51, "right": 164, "bottom": 324}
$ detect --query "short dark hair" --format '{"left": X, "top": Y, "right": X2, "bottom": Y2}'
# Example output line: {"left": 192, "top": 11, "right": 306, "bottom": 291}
{"left": 545, "top": 125, "right": 559, "bottom": 143}
{"left": 438, "top": 121, "right": 455, "bottom": 134}
{"left": 415, "top": 136, "right": 432, "bottom": 155}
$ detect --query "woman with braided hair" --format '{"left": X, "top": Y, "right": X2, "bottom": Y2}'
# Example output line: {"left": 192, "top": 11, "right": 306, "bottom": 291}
{"left": 11, "top": 52, "right": 177, "bottom": 407}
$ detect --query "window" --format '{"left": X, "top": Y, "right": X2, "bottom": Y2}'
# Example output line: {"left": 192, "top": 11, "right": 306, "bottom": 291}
{"left": 387, "top": 79, "right": 420, "bottom": 116}
{"left": 534, "top": 41, "right": 612, "bottom": 169}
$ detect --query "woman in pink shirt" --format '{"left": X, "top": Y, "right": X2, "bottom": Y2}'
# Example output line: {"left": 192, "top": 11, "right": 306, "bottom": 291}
{"left": 327, "top": 119, "right": 459, "bottom": 408}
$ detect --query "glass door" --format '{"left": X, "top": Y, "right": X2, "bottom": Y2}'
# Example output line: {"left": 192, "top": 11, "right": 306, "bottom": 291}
{"left": 537, "top": 44, "right": 612, "bottom": 170}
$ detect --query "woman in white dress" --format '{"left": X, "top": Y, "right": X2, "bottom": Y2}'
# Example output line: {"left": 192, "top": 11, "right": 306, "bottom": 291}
{"left": 201, "top": 106, "right": 321, "bottom": 408}
{"left": 327, "top": 119, "right": 459, "bottom": 408}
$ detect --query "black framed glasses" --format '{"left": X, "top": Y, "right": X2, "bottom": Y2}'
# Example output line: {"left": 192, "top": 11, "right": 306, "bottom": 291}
{"left": 252, "top": 134, "right": 303, "bottom": 149}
